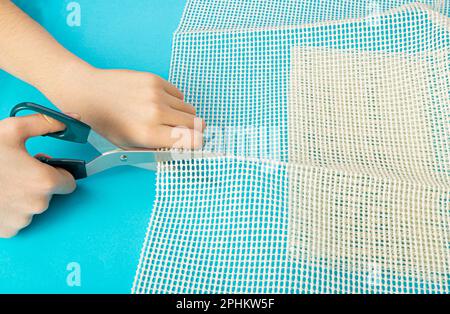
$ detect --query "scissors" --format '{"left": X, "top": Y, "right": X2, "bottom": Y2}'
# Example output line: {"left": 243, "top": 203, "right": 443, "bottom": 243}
{"left": 10, "top": 102, "right": 216, "bottom": 180}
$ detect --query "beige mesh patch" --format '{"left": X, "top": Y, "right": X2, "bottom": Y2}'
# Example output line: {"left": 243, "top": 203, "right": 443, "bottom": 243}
{"left": 288, "top": 165, "right": 450, "bottom": 282}
{"left": 288, "top": 47, "right": 450, "bottom": 282}
{"left": 289, "top": 47, "right": 447, "bottom": 185}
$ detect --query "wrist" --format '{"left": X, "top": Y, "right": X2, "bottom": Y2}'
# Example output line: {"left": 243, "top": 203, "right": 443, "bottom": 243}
{"left": 39, "top": 58, "right": 98, "bottom": 113}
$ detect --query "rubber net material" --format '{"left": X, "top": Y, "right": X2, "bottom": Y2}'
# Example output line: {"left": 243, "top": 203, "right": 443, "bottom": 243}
{"left": 133, "top": 0, "right": 450, "bottom": 293}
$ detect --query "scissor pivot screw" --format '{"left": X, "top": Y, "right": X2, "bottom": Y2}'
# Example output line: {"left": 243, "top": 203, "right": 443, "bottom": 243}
{"left": 120, "top": 154, "right": 128, "bottom": 162}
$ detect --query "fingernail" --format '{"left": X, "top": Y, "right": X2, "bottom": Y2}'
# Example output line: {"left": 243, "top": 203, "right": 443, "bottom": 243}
{"left": 42, "top": 114, "right": 54, "bottom": 125}
{"left": 35, "top": 153, "right": 52, "bottom": 159}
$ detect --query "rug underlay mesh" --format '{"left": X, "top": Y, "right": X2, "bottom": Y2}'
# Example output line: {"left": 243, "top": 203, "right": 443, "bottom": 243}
{"left": 132, "top": 0, "right": 450, "bottom": 293}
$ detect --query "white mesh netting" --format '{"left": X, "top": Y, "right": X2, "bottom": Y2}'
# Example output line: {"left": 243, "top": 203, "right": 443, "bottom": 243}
{"left": 132, "top": 0, "right": 450, "bottom": 293}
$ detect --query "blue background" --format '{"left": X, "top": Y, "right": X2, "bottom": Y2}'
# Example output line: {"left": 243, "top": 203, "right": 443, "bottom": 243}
{"left": 0, "top": 0, "right": 184, "bottom": 293}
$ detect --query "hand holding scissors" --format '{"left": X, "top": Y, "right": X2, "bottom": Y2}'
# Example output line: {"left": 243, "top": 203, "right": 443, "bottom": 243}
{"left": 10, "top": 102, "right": 216, "bottom": 180}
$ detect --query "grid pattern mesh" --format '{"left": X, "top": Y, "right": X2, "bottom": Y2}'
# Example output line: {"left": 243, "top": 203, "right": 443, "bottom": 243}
{"left": 133, "top": 0, "right": 450, "bottom": 293}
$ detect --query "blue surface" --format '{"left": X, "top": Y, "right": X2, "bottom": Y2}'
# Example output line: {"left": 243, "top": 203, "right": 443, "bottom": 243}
{"left": 0, "top": 0, "right": 185, "bottom": 293}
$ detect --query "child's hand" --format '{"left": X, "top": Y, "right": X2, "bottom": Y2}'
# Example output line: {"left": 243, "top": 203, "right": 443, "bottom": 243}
{"left": 0, "top": 114, "right": 76, "bottom": 238}
{"left": 46, "top": 67, "right": 205, "bottom": 150}
{"left": 1, "top": 1, "right": 205, "bottom": 151}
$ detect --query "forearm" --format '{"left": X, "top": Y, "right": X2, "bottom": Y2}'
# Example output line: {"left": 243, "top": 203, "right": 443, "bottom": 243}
{"left": 0, "top": 0, "right": 92, "bottom": 106}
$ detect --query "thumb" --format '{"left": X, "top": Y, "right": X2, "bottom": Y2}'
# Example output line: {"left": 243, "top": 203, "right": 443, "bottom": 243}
{"left": 50, "top": 167, "right": 77, "bottom": 195}
{"left": 11, "top": 113, "right": 66, "bottom": 141}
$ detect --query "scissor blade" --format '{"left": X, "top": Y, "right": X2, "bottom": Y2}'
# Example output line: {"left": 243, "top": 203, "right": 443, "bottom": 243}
{"left": 133, "top": 149, "right": 220, "bottom": 172}
{"left": 85, "top": 149, "right": 220, "bottom": 177}
{"left": 148, "top": 150, "right": 219, "bottom": 163}
{"left": 87, "top": 131, "right": 117, "bottom": 153}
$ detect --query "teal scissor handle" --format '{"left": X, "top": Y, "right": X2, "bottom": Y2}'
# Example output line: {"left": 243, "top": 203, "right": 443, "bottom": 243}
{"left": 10, "top": 102, "right": 90, "bottom": 179}
{"left": 10, "top": 102, "right": 91, "bottom": 143}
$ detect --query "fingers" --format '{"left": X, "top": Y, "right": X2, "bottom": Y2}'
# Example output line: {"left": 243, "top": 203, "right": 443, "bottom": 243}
{"left": 0, "top": 112, "right": 78, "bottom": 239}
{"left": 162, "top": 107, "right": 205, "bottom": 130}
{"left": 52, "top": 168, "right": 77, "bottom": 195}
{"left": 147, "top": 73, "right": 183, "bottom": 100}
{"left": 0, "top": 164, "right": 76, "bottom": 239}
{"left": 155, "top": 126, "right": 204, "bottom": 149}
{"left": 0, "top": 226, "right": 18, "bottom": 239}
{"left": 150, "top": 90, "right": 205, "bottom": 142}
{"left": 41, "top": 166, "right": 77, "bottom": 195}
{"left": 0, "top": 209, "right": 32, "bottom": 238}
{"left": 160, "top": 93, "right": 205, "bottom": 130}
{"left": 162, "top": 80, "right": 184, "bottom": 100}
{"left": 31, "top": 156, "right": 76, "bottom": 195}
{"left": 164, "top": 93, "right": 196, "bottom": 115}
{"left": 4, "top": 114, "right": 66, "bottom": 142}
{"left": 0, "top": 209, "right": 32, "bottom": 230}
